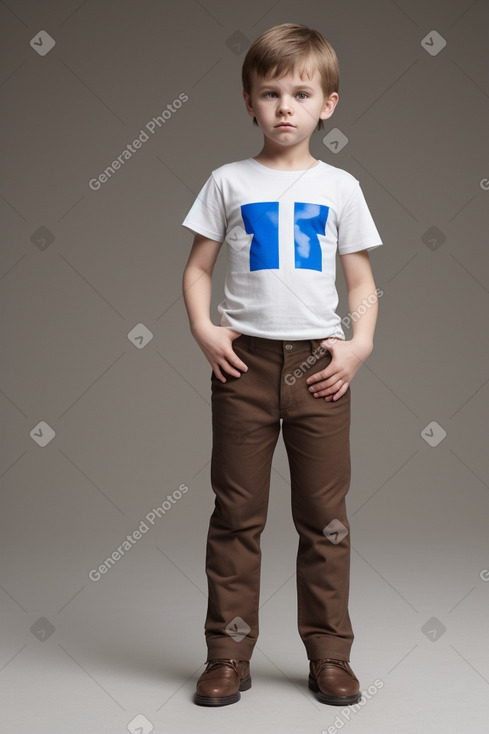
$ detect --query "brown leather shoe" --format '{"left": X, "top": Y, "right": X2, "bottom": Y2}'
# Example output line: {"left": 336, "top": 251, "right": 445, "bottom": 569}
{"left": 194, "top": 658, "right": 251, "bottom": 706}
{"left": 308, "top": 658, "right": 361, "bottom": 705}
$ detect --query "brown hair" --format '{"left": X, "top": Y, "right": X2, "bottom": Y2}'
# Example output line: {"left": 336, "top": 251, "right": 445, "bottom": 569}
{"left": 242, "top": 22, "right": 339, "bottom": 131}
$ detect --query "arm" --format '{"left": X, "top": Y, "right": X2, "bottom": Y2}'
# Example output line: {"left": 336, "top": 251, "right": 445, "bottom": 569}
{"left": 341, "top": 249, "right": 378, "bottom": 356}
{"left": 306, "top": 250, "right": 379, "bottom": 401}
{"left": 182, "top": 233, "right": 248, "bottom": 382}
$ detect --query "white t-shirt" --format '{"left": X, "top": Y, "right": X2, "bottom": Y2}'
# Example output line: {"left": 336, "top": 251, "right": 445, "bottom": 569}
{"left": 181, "top": 157, "right": 383, "bottom": 340}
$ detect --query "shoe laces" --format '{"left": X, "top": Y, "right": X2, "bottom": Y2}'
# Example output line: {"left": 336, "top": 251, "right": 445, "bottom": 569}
{"left": 313, "top": 658, "right": 354, "bottom": 677}
{"left": 205, "top": 658, "right": 243, "bottom": 673}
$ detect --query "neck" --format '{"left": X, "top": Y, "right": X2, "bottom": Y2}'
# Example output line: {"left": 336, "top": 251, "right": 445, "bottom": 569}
{"left": 254, "top": 141, "right": 317, "bottom": 170}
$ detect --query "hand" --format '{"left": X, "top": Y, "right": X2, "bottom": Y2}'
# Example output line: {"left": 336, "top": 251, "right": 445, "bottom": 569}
{"left": 306, "top": 337, "right": 372, "bottom": 401}
{"left": 191, "top": 322, "right": 248, "bottom": 382}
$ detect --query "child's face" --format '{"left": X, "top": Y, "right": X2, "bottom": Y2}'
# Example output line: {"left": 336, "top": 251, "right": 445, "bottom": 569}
{"left": 243, "top": 67, "right": 338, "bottom": 147}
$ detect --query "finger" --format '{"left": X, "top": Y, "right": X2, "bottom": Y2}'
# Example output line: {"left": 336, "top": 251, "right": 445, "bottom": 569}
{"left": 308, "top": 375, "right": 338, "bottom": 393}
{"left": 324, "top": 382, "right": 348, "bottom": 401}
{"left": 230, "top": 353, "right": 248, "bottom": 372}
{"left": 306, "top": 372, "right": 322, "bottom": 386}
{"left": 213, "top": 365, "right": 227, "bottom": 383}
{"left": 220, "top": 359, "right": 243, "bottom": 379}
{"left": 312, "top": 379, "right": 343, "bottom": 398}
{"left": 306, "top": 368, "right": 332, "bottom": 386}
{"left": 332, "top": 383, "right": 349, "bottom": 401}
{"left": 223, "top": 343, "right": 248, "bottom": 372}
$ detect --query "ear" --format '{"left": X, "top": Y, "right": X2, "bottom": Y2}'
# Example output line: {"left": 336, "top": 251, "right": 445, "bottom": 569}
{"left": 319, "top": 92, "right": 339, "bottom": 121}
{"left": 242, "top": 89, "right": 255, "bottom": 118}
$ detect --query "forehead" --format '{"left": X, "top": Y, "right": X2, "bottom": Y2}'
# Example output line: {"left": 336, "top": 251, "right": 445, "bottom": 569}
{"left": 251, "top": 65, "right": 321, "bottom": 89}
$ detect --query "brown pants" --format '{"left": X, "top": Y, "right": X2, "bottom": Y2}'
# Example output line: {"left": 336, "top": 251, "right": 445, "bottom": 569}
{"left": 204, "top": 334, "right": 354, "bottom": 662}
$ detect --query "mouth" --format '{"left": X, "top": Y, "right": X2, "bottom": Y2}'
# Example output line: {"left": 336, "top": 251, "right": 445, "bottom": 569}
{"left": 275, "top": 122, "right": 295, "bottom": 128}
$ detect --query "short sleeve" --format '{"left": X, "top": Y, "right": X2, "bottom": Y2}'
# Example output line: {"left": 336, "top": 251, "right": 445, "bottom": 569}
{"left": 181, "top": 173, "right": 227, "bottom": 242}
{"left": 338, "top": 180, "right": 383, "bottom": 255}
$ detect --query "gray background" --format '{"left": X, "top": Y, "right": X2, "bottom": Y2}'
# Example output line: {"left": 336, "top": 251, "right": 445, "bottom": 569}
{"left": 1, "top": 0, "right": 488, "bottom": 732}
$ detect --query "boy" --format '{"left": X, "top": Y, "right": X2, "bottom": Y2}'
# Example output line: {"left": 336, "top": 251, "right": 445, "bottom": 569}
{"left": 181, "top": 22, "right": 383, "bottom": 707}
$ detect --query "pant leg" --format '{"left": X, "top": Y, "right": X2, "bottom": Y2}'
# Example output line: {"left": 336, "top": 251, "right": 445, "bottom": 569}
{"left": 281, "top": 339, "right": 354, "bottom": 662}
{"left": 204, "top": 335, "right": 282, "bottom": 661}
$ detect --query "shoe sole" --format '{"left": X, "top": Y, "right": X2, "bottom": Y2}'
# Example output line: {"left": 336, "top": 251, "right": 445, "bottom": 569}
{"left": 194, "top": 676, "right": 252, "bottom": 706}
{"left": 308, "top": 674, "right": 362, "bottom": 706}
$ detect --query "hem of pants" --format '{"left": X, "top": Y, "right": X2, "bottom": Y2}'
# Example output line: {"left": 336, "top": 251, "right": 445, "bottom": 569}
{"left": 304, "top": 635, "right": 353, "bottom": 662}
{"left": 206, "top": 638, "right": 255, "bottom": 662}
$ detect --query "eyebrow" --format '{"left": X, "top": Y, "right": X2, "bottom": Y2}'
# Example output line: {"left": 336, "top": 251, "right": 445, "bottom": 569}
{"left": 257, "top": 84, "right": 315, "bottom": 92}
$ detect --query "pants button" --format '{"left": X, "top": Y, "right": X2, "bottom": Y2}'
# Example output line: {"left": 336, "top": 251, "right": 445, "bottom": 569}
{"left": 285, "top": 343, "right": 293, "bottom": 350}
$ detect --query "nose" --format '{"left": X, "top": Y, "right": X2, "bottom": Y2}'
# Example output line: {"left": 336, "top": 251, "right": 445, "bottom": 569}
{"left": 277, "top": 94, "right": 293, "bottom": 115}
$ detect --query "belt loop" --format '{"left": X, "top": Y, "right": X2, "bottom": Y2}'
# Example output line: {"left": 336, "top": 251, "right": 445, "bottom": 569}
{"left": 249, "top": 336, "right": 256, "bottom": 353}
{"left": 310, "top": 339, "right": 317, "bottom": 356}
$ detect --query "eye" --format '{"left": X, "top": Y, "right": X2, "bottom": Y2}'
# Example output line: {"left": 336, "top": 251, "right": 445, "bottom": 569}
{"left": 262, "top": 91, "right": 309, "bottom": 100}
